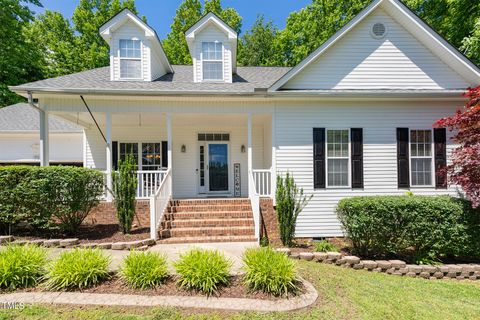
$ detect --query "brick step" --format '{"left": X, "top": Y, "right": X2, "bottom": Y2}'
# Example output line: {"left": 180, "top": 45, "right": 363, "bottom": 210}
{"left": 162, "top": 218, "right": 254, "bottom": 229}
{"left": 159, "top": 226, "right": 255, "bottom": 238}
{"left": 168, "top": 205, "right": 252, "bottom": 213}
{"left": 163, "top": 211, "right": 253, "bottom": 220}
{"left": 170, "top": 199, "right": 250, "bottom": 206}
{"left": 156, "top": 235, "right": 257, "bottom": 244}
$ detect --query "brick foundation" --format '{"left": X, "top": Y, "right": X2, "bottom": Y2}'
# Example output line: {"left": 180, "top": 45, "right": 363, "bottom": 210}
{"left": 85, "top": 200, "right": 150, "bottom": 227}
{"left": 259, "top": 198, "right": 281, "bottom": 246}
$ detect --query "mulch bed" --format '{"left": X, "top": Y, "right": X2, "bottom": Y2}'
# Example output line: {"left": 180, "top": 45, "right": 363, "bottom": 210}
{"left": 10, "top": 224, "right": 150, "bottom": 244}
{"left": 20, "top": 275, "right": 304, "bottom": 301}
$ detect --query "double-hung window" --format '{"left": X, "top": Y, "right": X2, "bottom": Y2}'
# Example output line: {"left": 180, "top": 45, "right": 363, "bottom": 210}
{"left": 202, "top": 42, "right": 223, "bottom": 81}
{"left": 119, "top": 39, "right": 142, "bottom": 79}
{"left": 119, "top": 142, "right": 165, "bottom": 171}
{"left": 410, "top": 129, "right": 433, "bottom": 186}
{"left": 326, "top": 129, "right": 350, "bottom": 187}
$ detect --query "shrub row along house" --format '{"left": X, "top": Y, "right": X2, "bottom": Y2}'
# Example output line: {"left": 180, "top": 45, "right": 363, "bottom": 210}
{"left": 10, "top": 0, "right": 480, "bottom": 243}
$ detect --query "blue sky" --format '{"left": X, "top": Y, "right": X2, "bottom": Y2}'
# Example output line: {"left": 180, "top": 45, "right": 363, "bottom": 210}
{"left": 28, "top": 0, "right": 312, "bottom": 38}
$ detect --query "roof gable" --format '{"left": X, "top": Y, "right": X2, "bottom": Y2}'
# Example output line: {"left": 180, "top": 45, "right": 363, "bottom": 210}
{"left": 185, "top": 12, "right": 237, "bottom": 40}
{"left": 270, "top": 0, "right": 480, "bottom": 91}
{"left": 99, "top": 9, "right": 173, "bottom": 74}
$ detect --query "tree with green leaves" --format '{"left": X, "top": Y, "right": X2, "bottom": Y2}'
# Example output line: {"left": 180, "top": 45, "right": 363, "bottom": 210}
{"left": 238, "top": 15, "right": 281, "bottom": 66}
{"left": 23, "top": 11, "right": 79, "bottom": 78}
{"left": 0, "top": 0, "right": 43, "bottom": 107}
{"left": 162, "top": 0, "right": 242, "bottom": 64}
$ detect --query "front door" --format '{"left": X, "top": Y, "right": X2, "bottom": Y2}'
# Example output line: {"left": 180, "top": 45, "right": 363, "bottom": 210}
{"left": 198, "top": 142, "right": 229, "bottom": 194}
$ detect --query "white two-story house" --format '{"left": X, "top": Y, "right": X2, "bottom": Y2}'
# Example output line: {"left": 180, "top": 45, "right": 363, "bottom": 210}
{"left": 10, "top": 0, "right": 480, "bottom": 243}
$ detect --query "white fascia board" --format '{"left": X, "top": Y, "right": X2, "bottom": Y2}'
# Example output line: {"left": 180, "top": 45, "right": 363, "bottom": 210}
{"left": 268, "top": 0, "right": 384, "bottom": 91}
{"left": 185, "top": 12, "right": 237, "bottom": 40}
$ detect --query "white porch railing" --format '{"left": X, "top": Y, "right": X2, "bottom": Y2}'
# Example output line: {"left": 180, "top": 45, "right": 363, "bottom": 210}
{"left": 149, "top": 168, "right": 172, "bottom": 240}
{"left": 248, "top": 170, "right": 261, "bottom": 241}
{"left": 252, "top": 169, "right": 272, "bottom": 197}
{"left": 136, "top": 170, "right": 168, "bottom": 199}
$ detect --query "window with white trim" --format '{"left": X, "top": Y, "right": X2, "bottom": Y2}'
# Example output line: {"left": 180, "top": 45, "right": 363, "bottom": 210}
{"left": 202, "top": 42, "right": 223, "bottom": 81}
{"left": 326, "top": 129, "right": 350, "bottom": 187}
{"left": 119, "top": 39, "right": 142, "bottom": 79}
{"left": 410, "top": 129, "right": 433, "bottom": 186}
{"left": 119, "top": 142, "right": 163, "bottom": 170}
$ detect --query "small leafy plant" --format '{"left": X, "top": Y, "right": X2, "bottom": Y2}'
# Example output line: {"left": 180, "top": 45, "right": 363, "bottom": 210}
{"left": 276, "top": 172, "right": 312, "bottom": 247}
{"left": 314, "top": 240, "right": 339, "bottom": 253}
{"left": 44, "top": 248, "right": 110, "bottom": 290}
{"left": 242, "top": 247, "right": 299, "bottom": 296}
{"left": 0, "top": 244, "right": 47, "bottom": 289}
{"left": 173, "top": 248, "right": 232, "bottom": 296}
{"left": 121, "top": 251, "right": 168, "bottom": 289}
{"left": 112, "top": 154, "right": 138, "bottom": 234}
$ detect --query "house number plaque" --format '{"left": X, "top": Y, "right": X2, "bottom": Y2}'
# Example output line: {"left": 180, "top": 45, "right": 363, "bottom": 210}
{"left": 234, "top": 163, "right": 241, "bottom": 197}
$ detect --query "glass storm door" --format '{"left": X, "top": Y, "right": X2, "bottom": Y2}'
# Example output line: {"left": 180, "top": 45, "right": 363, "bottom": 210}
{"left": 208, "top": 143, "right": 229, "bottom": 192}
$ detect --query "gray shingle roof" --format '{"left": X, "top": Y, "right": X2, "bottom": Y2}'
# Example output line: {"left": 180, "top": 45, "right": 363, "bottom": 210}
{"left": 0, "top": 103, "right": 83, "bottom": 132}
{"left": 12, "top": 65, "right": 292, "bottom": 94}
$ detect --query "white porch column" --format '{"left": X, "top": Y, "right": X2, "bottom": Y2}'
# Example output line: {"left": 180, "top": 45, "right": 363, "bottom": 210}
{"left": 39, "top": 110, "right": 49, "bottom": 167}
{"left": 105, "top": 112, "right": 113, "bottom": 202}
{"left": 247, "top": 113, "right": 253, "bottom": 196}
{"left": 166, "top": 113, "right": 172, "bottom": 189}
{"left": 271, "top": 110, "right": 277, "bottom": 202}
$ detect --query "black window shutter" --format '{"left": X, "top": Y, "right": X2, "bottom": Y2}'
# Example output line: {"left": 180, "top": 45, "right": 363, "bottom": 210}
{"left": 313, "top": 128, "right": 326, "bottom": 189}
{"left": 161, "top": 141, "right": 168, "bottom": 169}
{"left": 397, "top": 128, "right": 410, "bottom": 188}
{"left": 112, "top": 141, "right": 118, "bottom": 170}
{"left": 351, "top": 128, "right": 364, "bottom": 188}
{"left": 434, "top": 128, "right": 447, "bottom": 189}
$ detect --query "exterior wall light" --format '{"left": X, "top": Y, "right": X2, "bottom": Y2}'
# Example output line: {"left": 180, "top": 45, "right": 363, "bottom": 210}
{"left": 241, "top": 145, "right": 246, "bottom": 153}
{"left": 181, "top": 144, "right": 186, "bottom": 153}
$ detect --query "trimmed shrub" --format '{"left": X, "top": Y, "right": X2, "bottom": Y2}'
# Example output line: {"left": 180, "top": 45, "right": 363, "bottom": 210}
{"left": 112, "top": 154, "right": 137, "bottom": 234}
{"left": 173, "top": 248, "right": 232, "bottom": 295}
{"left": 337, "top": 195, "right": 480, "bottom": 263}
{"left": 121, "top": 251, "right": 168, "bottom": 289}
{"left": 0, "top": 166, "right": 104, "bottom": 234}
{"left": 276, "top": 172, "right": 312, "bottom": 247}
{"left": 44, "top": 248, "right": 110, "bottom": 290}
{"left": 242, "top": 247, "right": 298, "bottom": 296}
{"left": 314, "top": 240, "right": 338, "bottom": 253}
{"left": 0, "top": 244, "right": 47, "bottom": 289}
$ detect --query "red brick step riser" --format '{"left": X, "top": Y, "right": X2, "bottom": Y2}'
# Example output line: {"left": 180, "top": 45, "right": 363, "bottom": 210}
{"left": 163, "top": 211, "right": 253, "bottom": 220}
{"left": 156, "top": 236, "right": 257, "bottom": 244}
{"left": 170, "top": 199, "right": 250, "bottom": 206}
{"left": 160, "top": 227, "right": 255, "bottom": 238}
{"left": 162, "top": 219, "right": 254, "bottom": 229}
{"left": 168, "top": 205, "right": 252, "bottom": 212}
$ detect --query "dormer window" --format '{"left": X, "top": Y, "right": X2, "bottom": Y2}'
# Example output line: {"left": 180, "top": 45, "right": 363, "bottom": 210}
{"left": 202, "top": 42, "right": 223, "bottom": 81}
{"left": 119, "top": 39, "right": 142, "bottom": 79}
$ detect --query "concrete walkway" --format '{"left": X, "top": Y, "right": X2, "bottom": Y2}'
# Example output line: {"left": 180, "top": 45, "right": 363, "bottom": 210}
{"left": 46, "top": 241, "right": 258, "bottom": 274}
{"left": 0, "top": 279, "right": 317, "bottom": 312}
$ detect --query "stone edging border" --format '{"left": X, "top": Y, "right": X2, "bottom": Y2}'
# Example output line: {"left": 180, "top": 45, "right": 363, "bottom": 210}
{"left": 0, "top": 236, "right": 155, "bottom": 251}
{"left": 0, "top": 278, "right": 317, "bottom": 312}
{"left": 276, "top": 248, "right": 480, "bottom": 281}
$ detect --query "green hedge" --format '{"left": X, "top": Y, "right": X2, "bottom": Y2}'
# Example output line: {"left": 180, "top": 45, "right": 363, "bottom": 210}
{"left": 337, "top": 195, "right": 480, "bottom": 263}
{"left": 0, "top": 166, "right": 104, "bottom": 234}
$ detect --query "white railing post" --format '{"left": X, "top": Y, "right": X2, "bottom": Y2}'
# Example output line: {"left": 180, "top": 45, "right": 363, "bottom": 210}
{"left": 271, "top": 109, "right": 277, "bottom": 204}
{"left": 150, "top": 195, "right": 156, "bottom": 239}
{"left": 167, "top": 113, "right": 172, "bottom": 193}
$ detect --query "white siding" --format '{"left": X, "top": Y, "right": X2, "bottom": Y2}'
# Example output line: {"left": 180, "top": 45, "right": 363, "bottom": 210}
{"left": 192, "top": 24, "right": 232, "bottom": 83}
{"left": 283, "top": 9, "right": 468, "bottom": 90}
{"left": 274, "top": 100, "right": 460, "bottom": 237}
{"left": 0, "top": 132, "right": 83, "bottom": 163}
{"left": 110, "top": 21, "right": 151, "bottom": 81}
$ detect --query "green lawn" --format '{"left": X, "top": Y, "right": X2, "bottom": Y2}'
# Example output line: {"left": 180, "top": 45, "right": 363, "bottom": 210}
{"left": 1, "top": 261, "right": 479, "bottom": 320}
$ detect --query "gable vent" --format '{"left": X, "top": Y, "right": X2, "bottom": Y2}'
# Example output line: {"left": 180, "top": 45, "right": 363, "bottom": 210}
{"left": 371, "top": 23, "right": 387, "bottom": 39}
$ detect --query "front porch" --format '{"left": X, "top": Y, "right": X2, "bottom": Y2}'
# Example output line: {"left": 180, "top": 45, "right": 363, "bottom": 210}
{"left": 39, "top": 111, "right": 276, "bottom": 241}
